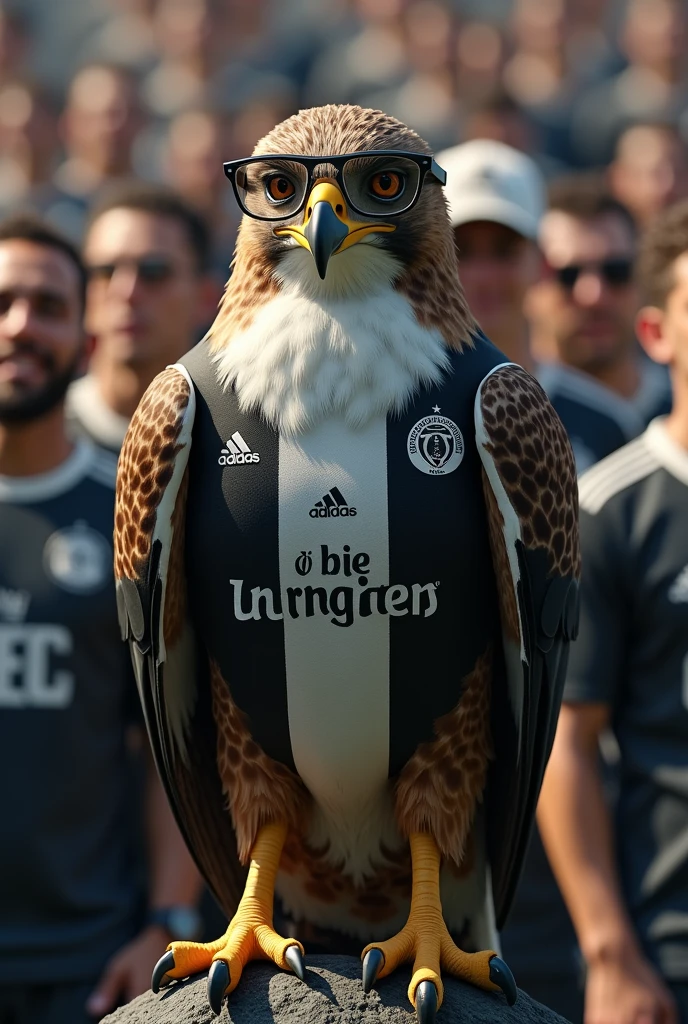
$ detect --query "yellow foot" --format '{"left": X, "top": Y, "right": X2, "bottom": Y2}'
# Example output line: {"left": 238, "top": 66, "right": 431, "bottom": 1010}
{"left": 151, "top": 822, "right": 305, "bottom": 1016}
{"left": 361, "top": 833, "right": 516, "bottom": 1023}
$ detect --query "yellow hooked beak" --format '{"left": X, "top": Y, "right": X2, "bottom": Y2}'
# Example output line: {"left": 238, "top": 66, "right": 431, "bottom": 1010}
{"left": 274, "top": 181, "right": 396, "bottom": 279}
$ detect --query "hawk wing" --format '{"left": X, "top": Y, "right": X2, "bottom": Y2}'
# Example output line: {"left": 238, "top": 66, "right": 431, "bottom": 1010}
{"left": 114, "top": 364, "right": 246, "bottom": 916}
{"left": 474, "top": 363, "right": 580, "bottom": 928}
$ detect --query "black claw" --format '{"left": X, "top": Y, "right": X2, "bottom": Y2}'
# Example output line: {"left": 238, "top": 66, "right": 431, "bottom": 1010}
{"left": 285, "top": 944, "right": 306, "bottom": 981}
{"left": 489, "top": 955, "right": 518, "bottom": 1006}
{"left": 151, "top": 950, "right": 175, "bottom": 993}
{"left": 362, "top": 948, "right": 385, "bottom": 993}
{"left": 416, "top": 981, "right": 438, "bottom": 1024}
{"left": 207, "top": 959, "right": 230, "bottom": 1016}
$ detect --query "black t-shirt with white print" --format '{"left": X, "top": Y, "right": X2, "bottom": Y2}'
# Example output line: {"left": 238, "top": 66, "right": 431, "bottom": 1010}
{"left": 0, "top": 441, "right": 144, "bottom": 984}
{"left": 567, "top": 418, "right": 688, "bottom": 979}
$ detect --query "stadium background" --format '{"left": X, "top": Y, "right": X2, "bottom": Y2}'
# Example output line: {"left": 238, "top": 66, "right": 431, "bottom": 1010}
{"left": 2, "top": 0, "right": 687, "bottom": 263}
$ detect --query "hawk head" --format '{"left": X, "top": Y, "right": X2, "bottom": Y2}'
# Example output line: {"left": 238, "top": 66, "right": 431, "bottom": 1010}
{"left": 215, "top": 105, "right": 475, "bottom": 349}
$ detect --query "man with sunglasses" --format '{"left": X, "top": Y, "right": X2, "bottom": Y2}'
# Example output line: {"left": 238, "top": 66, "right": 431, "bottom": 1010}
{"left": 531, "top": 176, "right": 672, "bottom": 428}
{"left": 438, "top": 140, "right": 643, "bottom": 476}
{"left": 66, "top": 182, "right": 218, "bottom": 454}
{"left": 539, "top": 198, "right": 688, "bottom": 1024}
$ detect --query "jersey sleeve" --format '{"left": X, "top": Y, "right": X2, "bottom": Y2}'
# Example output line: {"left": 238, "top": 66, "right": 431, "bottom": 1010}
{"left": 564, "top": 503, "right": 628, "bottom": 706}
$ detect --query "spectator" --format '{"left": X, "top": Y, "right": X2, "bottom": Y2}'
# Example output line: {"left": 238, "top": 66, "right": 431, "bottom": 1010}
{"left": 502, "top": 0, "right": 615, "bottom": 168}
{"left": 304, "top": 0, "right": 408, "bottom": 110}
{"left": 609, "top": 122, "right": 688, "bottom": 231}
{"left": 308, "top": 0, "right": 461, "bottom": 150}
{"left": 67, "top": 183, "right": 218, "bottom": 454}
{"left": 382, "top": 0, "right": 460, "bottom": 149}
{"left": 463, "top": 89, "right": 539, "bottom": 159}
{"left": 141, "top": 0, "right": 231, "bottom": 119}
{"left": 85, "top": 0, "right": 158, "bottom": 76}
{"left": 0, "top": 4, "right": 31, "bottom": 87}
{"left": 572, "top": 0, "right": 688, "bottom": 167}
{"left": 162, "top": 107, "right": 238, "bottom": 283}
{"left": 538, "top": 197, "right": 688, "bottom": 1024}
{"left": 47, "top": 63, "right": 145, "bottom": 243}
{"left": 0, "top": 80, "right": 60, "bottom": 217}
{"left": 530, "top": 175, "right": 671, "bottom": 426}
{"left": 439, "top": 140, "right": 641, "bottom": 472}
{"left": 455, "top": 21, "right": 507, "bottom": 110}
{"left": 566, "top": 0, "right": 619, "bottom": 75}
{"left": 0, "top": 213, "right": 202, "bottom": 1024}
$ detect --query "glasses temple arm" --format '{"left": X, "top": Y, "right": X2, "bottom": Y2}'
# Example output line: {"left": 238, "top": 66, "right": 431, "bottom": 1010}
{"left": 430, "top": 158, "right": 447, "bottom": 186}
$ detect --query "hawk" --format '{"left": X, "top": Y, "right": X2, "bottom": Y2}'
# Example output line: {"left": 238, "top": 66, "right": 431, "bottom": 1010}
{"left": 114, "top": 105, "right": 580, "bottom": 1023}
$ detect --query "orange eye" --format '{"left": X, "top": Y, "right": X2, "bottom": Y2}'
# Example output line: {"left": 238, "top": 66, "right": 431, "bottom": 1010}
{"left": 369, "top": 170, "right": 404, "bottom": 200}
{"left": 267, "top": 175, "right": 296, "bottom": 202}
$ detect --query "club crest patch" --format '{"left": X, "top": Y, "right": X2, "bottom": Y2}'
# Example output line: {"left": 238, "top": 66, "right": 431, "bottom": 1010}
{"left": 407, "top": 407, "right": 464, "bottom": 476}
{"left": 43, "top": 521, "right": 111, "bottom": 594}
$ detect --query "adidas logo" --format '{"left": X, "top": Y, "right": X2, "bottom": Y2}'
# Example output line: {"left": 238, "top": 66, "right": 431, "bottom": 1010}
{"left": 218, "top": 431, "right": 261, "bottom": 466}
{"left": 309, "top": 486, "right": 357, "bottom": 519}
{"left": 669, "top": 564, "right": 688, "bottom": 603}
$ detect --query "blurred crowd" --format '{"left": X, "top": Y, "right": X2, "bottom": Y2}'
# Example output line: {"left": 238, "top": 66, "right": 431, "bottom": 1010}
{"left": 2, "top": 0, "right": 688, "bottom": 275}
{"left": 2, "top": 1, "right": 688, "bottom": 1023}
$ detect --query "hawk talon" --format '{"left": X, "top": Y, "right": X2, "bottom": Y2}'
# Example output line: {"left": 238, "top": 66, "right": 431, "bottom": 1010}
{"left": 207, "top": 959, "right": 230, "bottom": 1016}
{"left": 285, "top": 944, "right": 306, "bottom": 981}
{"left": 362, "top": 948, "right": 385, "bottom": 993}
{"left": 488, "top": 956, "right": 517, "bottom": 1006}
{"left": 415, "top": 980, "right": 438, "bottom": 1024}
{"left": 151, "top": 950, "right": 176, "bottom": 993}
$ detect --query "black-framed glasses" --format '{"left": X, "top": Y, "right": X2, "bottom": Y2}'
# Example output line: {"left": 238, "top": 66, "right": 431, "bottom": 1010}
{"left": 222, "top": 151, "right": 447, "bottom": 222}
{"left": 87, "top": 256, "right": 175, "bottom": 284}
{"left": 554, "top": 258, "right": 634, "bottom": 290}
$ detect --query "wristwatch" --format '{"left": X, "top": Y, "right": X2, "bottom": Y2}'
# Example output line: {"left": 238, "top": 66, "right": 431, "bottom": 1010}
{"left": 147, "top": 906, "right": 203, "bottom": 941}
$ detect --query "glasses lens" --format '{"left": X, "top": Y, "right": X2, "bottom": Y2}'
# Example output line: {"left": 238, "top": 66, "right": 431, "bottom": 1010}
{"left": 88, "top": 263, "right": 116, "bottom": 282}
{"left": 137, "top": 257, "right": 174, "bottom": 283}
{"left": 234, "top": 159, "right": 308, "bottom": 220}
{"left": 342, "top": 155, "right": 421, "bottom": 216}
{"left": 602, "top": 258, "right": 633, "bottom": 287}
{"left": 556, "top": 265, "right": 580, "bottom": 289}
{"left": 87, "top": 258, "right": 173, "bottom": 283}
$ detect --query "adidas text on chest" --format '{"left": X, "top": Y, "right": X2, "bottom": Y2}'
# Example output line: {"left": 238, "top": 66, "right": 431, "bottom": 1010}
{"left": 218, "top": 431, "right": 261, "bottom": 466}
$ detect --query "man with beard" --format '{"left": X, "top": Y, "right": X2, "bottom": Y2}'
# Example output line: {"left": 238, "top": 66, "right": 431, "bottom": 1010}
{"left": 0, "top": 215, "right": 201, "bottom": 1024}
{"left": 530, "top": 177, "right": 672, "bottom": 425}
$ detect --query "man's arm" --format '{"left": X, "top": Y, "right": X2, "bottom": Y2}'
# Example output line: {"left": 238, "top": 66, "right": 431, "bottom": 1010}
{"left": 87, "top": 751, "right": 204, "bottom": 1017}
{"left": 538, "top": 703, "right": 676, "bottom": 1024}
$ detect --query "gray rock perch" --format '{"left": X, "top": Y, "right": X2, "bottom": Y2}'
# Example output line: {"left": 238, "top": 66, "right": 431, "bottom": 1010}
{"left": 102, "top": 955, "right": 570, "bottom": 1024}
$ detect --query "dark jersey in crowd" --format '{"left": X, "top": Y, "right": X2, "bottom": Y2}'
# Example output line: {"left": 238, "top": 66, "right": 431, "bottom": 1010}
{"left": 567, "top": 419, "right": 688, "bottom": 979}
{"left": 0, "top": 441, "right": 144, "bottom": 984}
{"left": 537, "top": 362, "right": 644, "bottom": 473}
{"left": 500, "top": 360, "right": 647, "bottom": 1021}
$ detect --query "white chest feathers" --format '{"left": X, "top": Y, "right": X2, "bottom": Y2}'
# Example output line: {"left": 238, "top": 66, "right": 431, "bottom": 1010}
{"left": 212, "top": 250, "right": 450, "bottom": 435}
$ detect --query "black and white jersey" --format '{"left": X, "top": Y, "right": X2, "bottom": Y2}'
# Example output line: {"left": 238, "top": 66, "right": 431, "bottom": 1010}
{"left": 66, "top": 374, "right": 130, "bottom": 455}
{"left": 0, "top": 441, "right": 143, "bottom": 984}
{"left": 566, "top": 419, "right": 688, "bottom": 979}
{"left": 180, "top": 338, "right": 505, "bottom": 781}
{"left": 537, "top": 362, "right": 643, "bottom": 473}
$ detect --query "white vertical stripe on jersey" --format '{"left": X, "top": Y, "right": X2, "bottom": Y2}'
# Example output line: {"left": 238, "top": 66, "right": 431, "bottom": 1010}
{"left": 278, "top": 417, "right": 390, "bottom": 871}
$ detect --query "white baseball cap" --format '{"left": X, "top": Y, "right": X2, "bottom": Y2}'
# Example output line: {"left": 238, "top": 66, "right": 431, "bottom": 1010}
{"left": 435, "top": 139, "right": 546, "bottom": 239}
